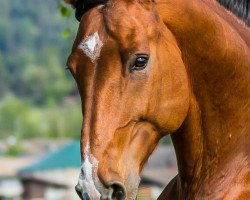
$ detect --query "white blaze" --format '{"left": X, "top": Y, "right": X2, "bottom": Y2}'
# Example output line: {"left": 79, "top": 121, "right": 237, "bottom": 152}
{"left": 77, "top": 144, "right": 101, "bottom": 199}
{"left": 78, "top": 32, "right": 103, "bottom": 62}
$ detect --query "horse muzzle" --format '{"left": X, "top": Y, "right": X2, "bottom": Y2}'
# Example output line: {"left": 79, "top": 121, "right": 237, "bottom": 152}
{"left": 75, "top": 181, "right": 126, "bottom": 200}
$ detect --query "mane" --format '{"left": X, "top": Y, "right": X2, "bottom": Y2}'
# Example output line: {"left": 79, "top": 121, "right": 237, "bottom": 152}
{"left": 216, "top": 0, "right": 250, "bottom": 25}
{"left": 70, "top": 0, "right": 250, "bottom": 26}
{"left": 70, "top": 0, "right": 107, "bottom": 21}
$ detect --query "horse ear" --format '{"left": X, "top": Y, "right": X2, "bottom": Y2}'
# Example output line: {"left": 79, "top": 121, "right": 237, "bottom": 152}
{"left": 64, "top": 0, "right": 84, "bottom": 22}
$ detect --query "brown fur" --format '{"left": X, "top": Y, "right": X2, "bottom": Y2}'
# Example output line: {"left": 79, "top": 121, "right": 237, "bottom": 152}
{"left": 66, "top": 0, "right": 250, "bottom": 199}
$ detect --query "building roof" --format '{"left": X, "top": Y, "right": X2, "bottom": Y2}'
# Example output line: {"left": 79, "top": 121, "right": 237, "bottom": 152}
{"left": 19, "top": 141, "right": 177, "bottom": 187}
{"left": 19, "top": 141, "right": 81, "bottom": 173}
{"left": 0, "top": 157, "right": 34, "bottom": 178}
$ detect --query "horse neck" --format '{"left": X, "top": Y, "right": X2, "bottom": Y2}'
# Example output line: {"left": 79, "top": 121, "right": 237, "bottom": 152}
{"left": 157, "top": 0, "right": 250, "bottom": 198}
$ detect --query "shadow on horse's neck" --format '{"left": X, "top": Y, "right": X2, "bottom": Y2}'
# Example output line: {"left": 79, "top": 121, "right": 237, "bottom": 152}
{"left": 157, "top": 0, "right": 249, "bottom": 198}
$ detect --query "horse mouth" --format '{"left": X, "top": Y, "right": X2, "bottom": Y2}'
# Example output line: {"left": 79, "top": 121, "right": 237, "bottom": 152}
{"left": 75, "top": 182, "right": 126, "bottom": 200}
{"left": 75, "top": 177, "right": 142, "bottom": 200}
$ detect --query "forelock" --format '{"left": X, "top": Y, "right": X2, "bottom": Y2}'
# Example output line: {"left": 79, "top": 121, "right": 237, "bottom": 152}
{"left": 70, "top": 0, "right": 108, "bottom": 21}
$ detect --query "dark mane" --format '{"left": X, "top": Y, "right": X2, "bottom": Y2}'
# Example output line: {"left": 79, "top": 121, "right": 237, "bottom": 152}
{"left": 216, "top": 0, "right": 250, "bottom": 25}
{"left": 72, "top": 0, "right": 249, "bottom": 26}
{"left": 71, "top": 0, "right": 107, "bottom": 21}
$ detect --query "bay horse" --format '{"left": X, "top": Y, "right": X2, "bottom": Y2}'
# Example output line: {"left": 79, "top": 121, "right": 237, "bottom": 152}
{"left": 65, "top": 0, "right": 250, "bottom": 199}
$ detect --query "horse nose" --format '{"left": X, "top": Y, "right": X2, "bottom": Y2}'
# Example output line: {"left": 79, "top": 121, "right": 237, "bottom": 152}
{"left": 109, "top": 182, "right": 126, "bottom": 200}
{"left": 75, "top": 182, "right": 126, "bottom": 200}
{"left": 75, "top": 185, "right": 91, "bottom": 200}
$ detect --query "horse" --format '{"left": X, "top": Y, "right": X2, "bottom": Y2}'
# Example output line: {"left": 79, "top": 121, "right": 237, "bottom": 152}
{"left": 65, "top": 0, "right": 250, "bottom": 199}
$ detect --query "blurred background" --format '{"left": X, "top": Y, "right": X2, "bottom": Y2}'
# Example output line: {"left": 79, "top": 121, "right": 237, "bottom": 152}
{"left": 0, "top": 0, "right": 177, "bottom": 199}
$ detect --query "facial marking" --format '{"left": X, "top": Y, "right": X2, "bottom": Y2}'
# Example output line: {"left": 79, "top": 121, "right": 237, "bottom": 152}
{"left": 78, "top": 32, "right": 103, "bottom": 63}
{"left": 127, "top": 174, "right": 141, "bottom": 200}
{"left": 77, "top": 143, "right": 101, "bottom": 199}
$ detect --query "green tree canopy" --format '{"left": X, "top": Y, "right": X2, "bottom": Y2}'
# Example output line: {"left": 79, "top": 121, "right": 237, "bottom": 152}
{"left": 0, "top": 0, "right": 83, "bottom": 139}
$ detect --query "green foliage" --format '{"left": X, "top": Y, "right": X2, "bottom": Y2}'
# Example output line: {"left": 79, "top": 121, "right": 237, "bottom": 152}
{"left": 0, "top": 95, "right": 82, "bottom": 139}
{"left": 160, "top": 135, "right": 172, "bottom": 145}
{"left": 57, "top": 0, "right": 75, "bottom": 38}
{"left": 0, "top": 0, "right": 77, "bottom": 105}
{"left": 5, "top": 143, "right": 25, "bottom": 157}
{"left": 61, "top": 28, "right": 71, "bottom": 38}
{"left": 57, "top": 4, "right": 72, "bottom": 18}
{"left": 136, "top": 194, "right": 154, "bottom": 200}
{"left": 0, "top": 0, "right": 82, "bottom": 139}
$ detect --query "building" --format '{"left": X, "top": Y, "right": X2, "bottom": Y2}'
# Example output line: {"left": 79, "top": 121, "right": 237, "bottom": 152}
{"left": 19, "top": 141, "right": 177, "bottom": 200}
{"left": 0, "top": 157, "right": 33, "bottom": 200}
{"left": 19, "top": 141, "right": 80, "bottom": 200}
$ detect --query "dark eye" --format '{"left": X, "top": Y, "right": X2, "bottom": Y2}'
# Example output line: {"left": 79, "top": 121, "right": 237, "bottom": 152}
{"left": 130, "top": 55, "right": 149, "bottom": 71}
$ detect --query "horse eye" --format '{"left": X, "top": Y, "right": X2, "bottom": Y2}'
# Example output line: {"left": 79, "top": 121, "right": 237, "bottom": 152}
{"left": 130, "top": 55, "right": 149, "bottom": 71}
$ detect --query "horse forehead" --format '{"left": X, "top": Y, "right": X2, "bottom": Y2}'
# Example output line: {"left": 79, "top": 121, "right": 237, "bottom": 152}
{"left": 77, "top": 2, "right": 156, "bottom": 40}
{"left": 103, "top": 2, "right": 159, "bottom": 38}
{"left": 78, "top": 32, "right": 104, "bottom": 62}
{"left": 74, "top": 7, "right": 107, "bottom": 61}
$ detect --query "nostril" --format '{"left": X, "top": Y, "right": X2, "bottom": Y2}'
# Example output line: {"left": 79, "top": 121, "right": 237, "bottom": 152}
{"left": 82, "top": 193, "right": 91, "bottom": 200}
{"left": 75, "top": 185, "right": 91, "bottom": 200}
{"left": 110, "top": 182, "right": 126, "bottom": 200}
{"left": 75, "top": 185, "right": 83, "bottom": 200}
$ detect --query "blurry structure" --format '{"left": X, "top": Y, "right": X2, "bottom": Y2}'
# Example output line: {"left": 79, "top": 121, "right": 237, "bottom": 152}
{"left": 12, "top": 141, "right": 177, "bottom": 200}
{"left": 0, "top": 157, "right": 33, "bottom": 200}
{"left": 18, "top": 141, "right": 80, "bottom": 200}
{"left": 139, "top": 146, "right": 177, "bottom": 199}
{"left": 20, "top": 170, "right": 78, "bottom": 200}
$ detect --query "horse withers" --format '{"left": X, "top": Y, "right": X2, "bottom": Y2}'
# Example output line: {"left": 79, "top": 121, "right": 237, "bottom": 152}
{"left": 65, "top": 0, "right": 250, "bottom": 199}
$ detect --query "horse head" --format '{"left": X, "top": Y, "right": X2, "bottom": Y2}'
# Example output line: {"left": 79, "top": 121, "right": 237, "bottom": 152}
{"left": 67, "top": 0, "right": 190, "bottom": 199}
